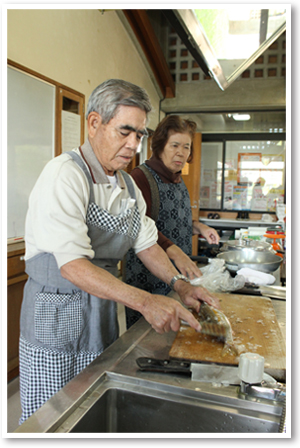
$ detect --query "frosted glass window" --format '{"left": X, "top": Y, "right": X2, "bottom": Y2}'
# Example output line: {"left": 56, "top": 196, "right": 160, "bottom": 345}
{"left": 224, "top": 140, "right": 285, "bottom": 212}
{"left": 200, "top": 142, "right": 223, "bottom": 209}
{"left": 7, "top": 67, "right": 55, "bottom": 238}
{"left": 200, "top": 139, "right": 285, "bottom": 212}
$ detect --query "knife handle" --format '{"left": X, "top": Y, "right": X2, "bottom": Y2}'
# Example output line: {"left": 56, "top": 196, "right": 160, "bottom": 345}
{"left": 136, "top": 357, "right": 191, "bottom": 374}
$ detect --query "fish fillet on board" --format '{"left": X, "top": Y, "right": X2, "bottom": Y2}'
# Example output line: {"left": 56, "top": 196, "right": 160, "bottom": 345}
{"left": 169, "top": 293, "right": 286, "bottom": 381}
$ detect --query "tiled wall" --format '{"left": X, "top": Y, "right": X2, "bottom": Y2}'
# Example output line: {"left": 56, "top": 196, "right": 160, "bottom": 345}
{"left": 168, "top": 30, "right": 286, "bottom": 83}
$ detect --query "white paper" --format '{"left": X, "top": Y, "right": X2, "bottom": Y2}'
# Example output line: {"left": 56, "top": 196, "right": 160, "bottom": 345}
{"left": 61, "top": 110, "right": 81, "bottom": 152}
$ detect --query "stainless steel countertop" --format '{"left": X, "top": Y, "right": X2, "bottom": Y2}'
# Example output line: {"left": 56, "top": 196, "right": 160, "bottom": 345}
{"left": 15, "top": 295, "right": 286, "bottom": 433}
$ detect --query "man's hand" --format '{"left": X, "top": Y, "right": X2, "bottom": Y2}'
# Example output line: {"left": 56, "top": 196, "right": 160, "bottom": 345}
{"left": 173, "top": 280, "right": 220, "bottom": 313}
{"left": 61, "top": 258, "right": 202, "bottom": 335}
{"left": 140, "top": 294, "right": 201, "bottom": 334}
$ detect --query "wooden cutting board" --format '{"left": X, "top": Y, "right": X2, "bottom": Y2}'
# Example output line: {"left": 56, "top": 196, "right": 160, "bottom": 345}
{"left": 169, "top": 293, "right": 286, "bottom": 381}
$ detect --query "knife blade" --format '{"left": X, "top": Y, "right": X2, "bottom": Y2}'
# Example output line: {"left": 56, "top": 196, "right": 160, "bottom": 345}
{"left": 259, "top": 285, "right": 286, "bottom": 300}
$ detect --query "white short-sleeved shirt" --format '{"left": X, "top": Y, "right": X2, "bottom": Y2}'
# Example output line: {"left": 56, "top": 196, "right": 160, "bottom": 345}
{"left": 25, "top": 140, "right": 158, "bottom": 268}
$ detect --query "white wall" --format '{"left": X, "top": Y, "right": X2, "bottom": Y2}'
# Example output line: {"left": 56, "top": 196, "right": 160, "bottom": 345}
{"left": 7, "top": 9, "right": 161, "bottom": 133}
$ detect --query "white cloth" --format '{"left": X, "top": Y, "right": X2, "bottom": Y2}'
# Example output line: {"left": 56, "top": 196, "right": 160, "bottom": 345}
{"left": 236, "top": 267, "right": 276, "bottom": 285}
{"left": 25, "top": 145, "right": 158, "bottom": 268}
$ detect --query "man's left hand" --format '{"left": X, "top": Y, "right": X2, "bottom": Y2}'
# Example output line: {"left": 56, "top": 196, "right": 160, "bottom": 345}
{"left": 174, "top": 280, "right": 220, "bottom": 313}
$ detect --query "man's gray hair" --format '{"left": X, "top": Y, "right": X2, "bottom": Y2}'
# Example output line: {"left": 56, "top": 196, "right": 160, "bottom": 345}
{"left": 86, "top": 79, "right": 152, "bottom": 123}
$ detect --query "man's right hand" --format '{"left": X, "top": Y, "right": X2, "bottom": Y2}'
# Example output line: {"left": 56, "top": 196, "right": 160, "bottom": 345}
{"left": 140, "top": 294, "right": 201, "bottom": 334}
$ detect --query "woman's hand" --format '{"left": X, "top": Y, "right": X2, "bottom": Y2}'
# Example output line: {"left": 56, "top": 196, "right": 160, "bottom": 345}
{"left": 166, "top": 244, "right": 202, "bottom": 280}
{"left": 193, "top": 222, "right": 220, "bottom": 245}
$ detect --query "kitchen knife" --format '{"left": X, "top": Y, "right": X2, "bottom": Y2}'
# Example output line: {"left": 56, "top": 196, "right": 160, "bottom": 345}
{"left": 137, "top": 357, "right": 191, "bottom": 374}
{"left": 136, "top": 357, "right": 241, "bottom": 385}
{"left": 136, "top": 357, "right": 276, "bottom": 386}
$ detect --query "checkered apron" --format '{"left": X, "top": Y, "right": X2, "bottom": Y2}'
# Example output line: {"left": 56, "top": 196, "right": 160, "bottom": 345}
{"left": 125, "top": 163, "right": 192, "bottom": 328}
{"left": 19, "top": 151, "right": 141, "bottom": 424}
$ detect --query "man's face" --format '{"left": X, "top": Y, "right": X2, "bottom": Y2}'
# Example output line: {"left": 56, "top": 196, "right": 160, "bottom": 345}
{"left": 89, "top": 105, "right": 147, "bottom": 176}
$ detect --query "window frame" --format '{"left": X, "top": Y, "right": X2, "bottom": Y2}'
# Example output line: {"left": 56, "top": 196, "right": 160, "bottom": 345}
{"left": 201, "top": 132, "right": 286, "bottom": 213}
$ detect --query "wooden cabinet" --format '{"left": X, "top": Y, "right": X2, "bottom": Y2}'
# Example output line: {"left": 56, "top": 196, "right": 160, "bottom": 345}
{"left": 7, "top": 242, "right": 27, "bottom": 382}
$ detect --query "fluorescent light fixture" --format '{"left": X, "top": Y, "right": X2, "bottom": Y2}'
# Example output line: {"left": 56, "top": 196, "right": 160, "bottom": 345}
{"left": 232, "top": 113, "right": 251, "bottom": 121}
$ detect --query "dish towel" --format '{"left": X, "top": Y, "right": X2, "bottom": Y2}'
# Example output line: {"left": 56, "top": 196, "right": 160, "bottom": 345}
{"left": 236, "top": 267, "right": 276, "bottom": 285}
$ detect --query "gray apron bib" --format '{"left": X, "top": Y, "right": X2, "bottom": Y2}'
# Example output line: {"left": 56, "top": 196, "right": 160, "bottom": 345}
{"left": 19, "top": 151, "right": 141, "bottom": 423}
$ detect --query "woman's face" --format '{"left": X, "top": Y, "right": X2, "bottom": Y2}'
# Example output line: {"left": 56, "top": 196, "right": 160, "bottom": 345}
{"left": 160, "top": 132, "right": 192, "bottom": 173}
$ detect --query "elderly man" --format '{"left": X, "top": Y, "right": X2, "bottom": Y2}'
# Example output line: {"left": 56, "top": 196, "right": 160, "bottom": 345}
{"left": 19, "top": 79, "right": 219, "bottom": 424}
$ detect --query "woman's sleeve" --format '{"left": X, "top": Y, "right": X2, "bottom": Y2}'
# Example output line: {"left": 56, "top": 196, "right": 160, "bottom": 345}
{"left": 130, "top": 167, "right": 174, "bottom": 251}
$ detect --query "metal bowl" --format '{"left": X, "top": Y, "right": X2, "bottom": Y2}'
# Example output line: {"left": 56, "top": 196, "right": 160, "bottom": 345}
{"left": 221, "top": 240, "right": 274, "bottom": 252}
{"left": 217, "top": 249, "right": 282, "bottom": 274}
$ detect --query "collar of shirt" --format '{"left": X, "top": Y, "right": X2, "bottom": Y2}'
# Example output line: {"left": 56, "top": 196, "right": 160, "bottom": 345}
{"left": 79, "top": 139, "right": 126, "bottom": 189}
{"left": 146, "top": 155, "right": 182, "bottom": 184}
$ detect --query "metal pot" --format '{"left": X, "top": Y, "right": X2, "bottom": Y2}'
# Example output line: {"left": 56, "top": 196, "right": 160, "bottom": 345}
{"left": 216, "top": 249, "right": 282, "bottom": 274}
{"left": 221, "top": 239, "right": 274, "bottom": 253}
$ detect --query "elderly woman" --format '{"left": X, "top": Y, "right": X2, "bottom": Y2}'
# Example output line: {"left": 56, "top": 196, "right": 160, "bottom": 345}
{"left": 125, "top": 115, "right": 219, "bottom": 328}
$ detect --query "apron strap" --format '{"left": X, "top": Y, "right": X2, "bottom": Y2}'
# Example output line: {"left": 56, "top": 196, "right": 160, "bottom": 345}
{"left": 119, "top": 170, "right": 137, "bottom": 201}
{"left": 66, "top": 151, "right": 137, "bottom": 204}
{"left": 66, "top": 150, "right": 96, "bottom": 203}
{"left": 135, "top": 164, "right": 160, "bottom": 221}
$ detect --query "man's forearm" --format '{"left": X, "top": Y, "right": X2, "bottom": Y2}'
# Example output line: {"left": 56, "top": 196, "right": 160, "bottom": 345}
{"left": 60, "top": 255, "right": 203, "bottom": 333}
{"left": 60, "top": 258, "right": 150, "bottom": 312}
{"left": 137, "top": 243, "right": 179, "bottom": 287}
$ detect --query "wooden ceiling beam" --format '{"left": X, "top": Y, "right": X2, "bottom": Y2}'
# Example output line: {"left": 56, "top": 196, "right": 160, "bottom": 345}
{"left": 122, "top": 10, "right": 175, "bottom": 98}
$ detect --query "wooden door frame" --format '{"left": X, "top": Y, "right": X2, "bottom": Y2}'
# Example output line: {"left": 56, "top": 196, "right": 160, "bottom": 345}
{"left": 8, "top": 59, "right": 85, "bottom": 157}
{"left": 181, "top": 132, "right": 202, "bottom": 255}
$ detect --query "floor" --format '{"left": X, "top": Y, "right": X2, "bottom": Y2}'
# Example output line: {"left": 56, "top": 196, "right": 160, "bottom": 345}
{"left": 7, "top": 303, "right": 127, "bottom": 433}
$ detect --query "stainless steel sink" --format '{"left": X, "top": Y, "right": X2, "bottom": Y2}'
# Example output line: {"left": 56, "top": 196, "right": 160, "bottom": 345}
{"left": 53, "top": 373, "right": 283, "bottom": 433}
{"left": 14, "top": 311, "right": 286, "bottom": 434}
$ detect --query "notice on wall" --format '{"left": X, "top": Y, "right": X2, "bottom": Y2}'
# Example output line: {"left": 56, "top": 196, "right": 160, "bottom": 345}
{"left": 251, "top": 185, "right": 267, "bottom": 210}
{"left": 62, "top": 110, "right": 81, "bottom": 152}
{"left": 223, "top": 181, "right": 234, "bottom": 209}
{"left": 267, "top": 192, "right": 284, "bottom": 211}
{"left": 232, "top": 185, "right": 248, "bottom": 210}
{"left": 210, "top": 182, "right": 219, "bottom": 208}
{"left": 200, "top": 181, "right": 221, "bottom": 208}
{"left": 202, "top": 169, "right": 214, "bottom": 182}
{"left": 252, "top": 197, "right": 268, "bottom": 210}
{"left": 200, "top": 186, "right": 210, "bottom": 208}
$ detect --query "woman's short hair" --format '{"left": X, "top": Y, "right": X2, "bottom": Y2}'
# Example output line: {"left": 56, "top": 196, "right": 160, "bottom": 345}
{"left": 86, "top": 79, "right": 152, "bottom": 124}
{"left": 151, "top": 115, "right": 197, "bottom": 163}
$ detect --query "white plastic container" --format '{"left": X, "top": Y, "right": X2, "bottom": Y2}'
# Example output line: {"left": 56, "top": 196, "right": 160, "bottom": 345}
{"left": 238, "top": 352, "right": 265, "bottom": 384}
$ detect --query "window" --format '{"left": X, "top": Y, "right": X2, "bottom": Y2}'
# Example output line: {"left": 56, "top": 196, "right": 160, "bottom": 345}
{"left": 7, "top": 66, "right": 55, "bottom": 239}
{"left": 200, "top": 137, "right": 286, "bottom": 213}
{"left": 200, "top": 142, "right": 223, "bottom": 209}
{"left": 7, "top": 60, "right": 85, "bottom": 239}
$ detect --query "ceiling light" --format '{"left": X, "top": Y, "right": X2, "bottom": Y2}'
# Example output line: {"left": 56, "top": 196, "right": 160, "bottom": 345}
{"left": 232, "top": 113, "right": 251, "bottom": 121}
